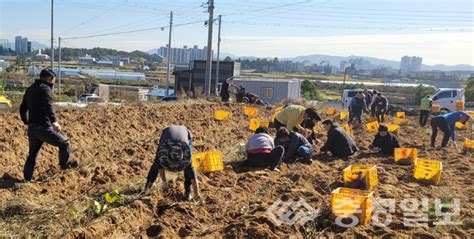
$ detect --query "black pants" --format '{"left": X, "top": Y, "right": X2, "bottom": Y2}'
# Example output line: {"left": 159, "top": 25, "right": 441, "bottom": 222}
{"left": 349, "top": 111, "right": 362, "bottom": 124}
{"left": 420, "top": 110, "right": 430, "bottom": 127}
{"left": 242, "top": 146, "right": 285, "bottom": 170}
{"left": 220, "top": 92, "right": 230, "bottom": 102}
{"left": 431, "top": 117, "right": 451, "bottom": 147}
{"left": 376, "top": 109, "right": 386, "bottom": 123}
{"left": 146, "top": 162, "right": 197, "bottom": 194}
{"left": 146, "top": 140, "right": 196, "bottom": 193}
{"left": 24, "top": 124, "right": 70, "bottom": 181}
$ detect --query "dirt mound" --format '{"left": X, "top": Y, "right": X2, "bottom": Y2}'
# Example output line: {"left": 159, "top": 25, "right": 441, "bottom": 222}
{"left": 0, "top": 101, "right": 473, "bottom": 238}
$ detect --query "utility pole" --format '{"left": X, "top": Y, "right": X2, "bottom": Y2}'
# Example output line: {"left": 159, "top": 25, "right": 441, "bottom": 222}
{"left": 58, "top": 36, "right": 62, "bottom": 98}
{"left": 50, "top": 0, "right": 54, "bottom": 68}
{"left": 204, "top": 0, "right": 214, "bottom": 96}
{"left": 214, "top": 15, "right": 222, "bottom": 96}
{"left": 166, "top": 11, "right": 173, "bottom": 97}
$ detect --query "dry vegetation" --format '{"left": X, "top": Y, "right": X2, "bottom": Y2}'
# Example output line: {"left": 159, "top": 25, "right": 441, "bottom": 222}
{"left": 1, "top": 101, "right": 473, "bottom": 238}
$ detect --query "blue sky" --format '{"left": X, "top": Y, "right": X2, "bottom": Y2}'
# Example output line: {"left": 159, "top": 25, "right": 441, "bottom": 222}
{"left": 1, "top": 0, "right": 473, "bottom": 65}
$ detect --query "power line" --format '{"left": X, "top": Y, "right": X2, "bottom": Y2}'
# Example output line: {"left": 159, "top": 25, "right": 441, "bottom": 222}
{"left": 221, "top": 0, "right": 325, "bottom": 17}
{"left": 224, "top": 11, "right": 474, "bottom": 28}
{"left": 226, "top": 20, "right": 473, "bottom": 32}
{"left": 62, "top": 19, "right": 205, "bottom": 40}
{"left": 59, "top": 0, "right": 119, "bottom": 35}
{"left": 218, "top": 4, "right": 474, "bottom": 21}
{"left": 217, "top": 0, "right": 474, "bottom": 14}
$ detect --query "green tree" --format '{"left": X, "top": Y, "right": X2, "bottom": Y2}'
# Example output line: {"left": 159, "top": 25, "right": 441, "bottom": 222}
{"left": 414, "top": 84, "right": 436, "bottom": 105}
{"left": 301, "top": 80, "right": 326, "bottom": 101}
{"left": 465, "top": 76, "right": 474, "bottom": 103}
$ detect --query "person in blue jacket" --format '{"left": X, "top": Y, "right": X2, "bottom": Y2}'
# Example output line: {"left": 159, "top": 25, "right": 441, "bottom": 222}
{"left": 430, "top": 111, "right": 471, "bottom": 148}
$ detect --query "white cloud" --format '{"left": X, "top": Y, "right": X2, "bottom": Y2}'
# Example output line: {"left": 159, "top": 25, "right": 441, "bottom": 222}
{"left": 223, "top": 32, "right": 474, "bottom": 65}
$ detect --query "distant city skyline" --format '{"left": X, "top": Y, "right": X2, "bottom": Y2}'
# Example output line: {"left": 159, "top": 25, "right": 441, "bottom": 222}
{"left": 1, "top": 0, "right": 473, "bottom": 65}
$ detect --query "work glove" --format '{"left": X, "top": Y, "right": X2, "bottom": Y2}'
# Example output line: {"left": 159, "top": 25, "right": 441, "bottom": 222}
{"left": 52, "top": 121, "right": 62, "bottom": 132}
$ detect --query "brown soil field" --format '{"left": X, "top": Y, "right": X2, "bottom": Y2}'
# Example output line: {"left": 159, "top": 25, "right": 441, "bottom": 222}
{"left": 1, "top": 101, "right": 473, "bottom": 238}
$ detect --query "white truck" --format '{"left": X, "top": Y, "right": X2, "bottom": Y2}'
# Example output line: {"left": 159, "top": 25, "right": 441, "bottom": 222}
{"left": 431, "top": 88, "right": 465, "bottom": 112}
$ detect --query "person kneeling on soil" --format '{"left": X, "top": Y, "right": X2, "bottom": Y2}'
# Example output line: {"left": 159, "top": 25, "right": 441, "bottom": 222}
{"left": 430, "top": 111, "right": 471, "bottom": 149}
{"left": 370, "top": 124, "right": 400, "bottom": 155}
{"left": 144, "top": 125, "right": 200, "bottom": 201}
{"left": 273, "top": 105, "right": 321, "bottom": 136}
{"left": 241, "top": 127, "right": 285, "bottom": 171}
{"left": 274, "top": 128, "right": 313, "bottom": 164}
{"left": 320, "top": 119, "right": 358, "bottom": 158}
{"left": 19, "top": 68, "right": 78, "bottom": 182}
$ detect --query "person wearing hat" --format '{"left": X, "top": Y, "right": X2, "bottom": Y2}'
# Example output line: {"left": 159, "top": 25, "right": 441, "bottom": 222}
{"left": 370, "top": 124, "right": 400, "bottom": 155}
{"left": 242, "top": 126, "right": 285, "bottom": 171}
{"left": 144, "top": 125, "right": 200, "bottom": 201}
{"left": 273, "top": 105, "right": 321, "bottom": 136}
{"left": 19, "top": 68, "right": 78, "bottom": 181}
{"left": 320, "top": 119, "right": 358, "bottom": 158}
{"left": 275, "top": 128, "right": 313, "bottom": 164}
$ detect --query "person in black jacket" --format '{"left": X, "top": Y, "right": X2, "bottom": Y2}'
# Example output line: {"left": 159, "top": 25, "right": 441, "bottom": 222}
{"left": 364, "top": 89, "right": 373, "bottom": 108}
{"left": 220, "top": 80, "right": 230, "bottom": 102}
{"left": 19, "top": 68, "right": 77, "bottom": 181}
{"left": 348, "top": 92, "right": 368, "bottom": 124}
{"left": 320, "top": 120, "right": 358, "bottom": 158}
{"left": 275, "top": 128, "right": 313, "bottom": 164}
{"left": 372, "top": 93, "right": 388, "bottom": 123}
{"left": 370, "top": 124, "right": 400, "bottom": 155}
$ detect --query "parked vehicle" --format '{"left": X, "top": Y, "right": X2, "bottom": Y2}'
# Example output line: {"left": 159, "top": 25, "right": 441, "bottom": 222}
{"left": 431, "top": 88, "right": 465, "bottom": 112}
{"left": 0, "top": 95, "right": 12, "bottom": 110}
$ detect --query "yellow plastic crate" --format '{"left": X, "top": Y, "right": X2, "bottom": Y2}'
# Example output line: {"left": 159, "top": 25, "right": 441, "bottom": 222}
{"left": 249, "top": 119, "right": 270, "bottom": 131}
{"left": 192, "top": 151, "right": 223, "bottom": 173}
{"left": 326, "top": 107, "right": 336, "bottom": 116}
{"left": 259, "top": 119, "right": 270, "bottom": 128}
{"left": 432, "top": 104, "right": 441, "bottom": 113}
{"left": 342, "top": 124, "right": 351, "bottom": 134}
{"left": 393, "top": 118, "right": 409, "bottom": 125}
{"left": 366, "top": 121, "right": 379, "bottom": 133}
{"left": 463, "top": 138, "right": 474, "bottom": 151}
{"left": 455, "top": 122, "right": 467, "bottom": 130}
{"left": 214, "top": 110, "right": 231, "bottom": 121}
{"left": 249, "top": 119, "right": 260, "bottom": 131}
{"left": 340, "top": 112, "right": 349, "bottom": 120}
{"left": 191, "top": 153, "right": 207, "bottom": 172}
{"left": 386, "top": 124, "right": 400, "bottom": 135}
{"left": 342, "top": 165, "right": 378, "bottom": 190}
{"left": 243, "top": 106, "right": 258, "bottom": 117}
{"left": 270, "top": 112, "right": 277, "bottom": 123}
{"left": 396, "top": 112, "right": 405, "bottom": 118}
{"left": 203, "top": 151, "right": 224, "bottom": 172}
{"left": 0, "top": 95, "right": 12, "bottom": 108}
{"left": 455, "top": 100, "right": 464, "bottom": 111}
{"left": 413, "top": 159, "right": 442, "bottom": 185}
{"left": 331, "top": 187, "right": 373, "bottom": 226}
{"left": 394, "top": 148, "right": 418, "bottom": 165}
